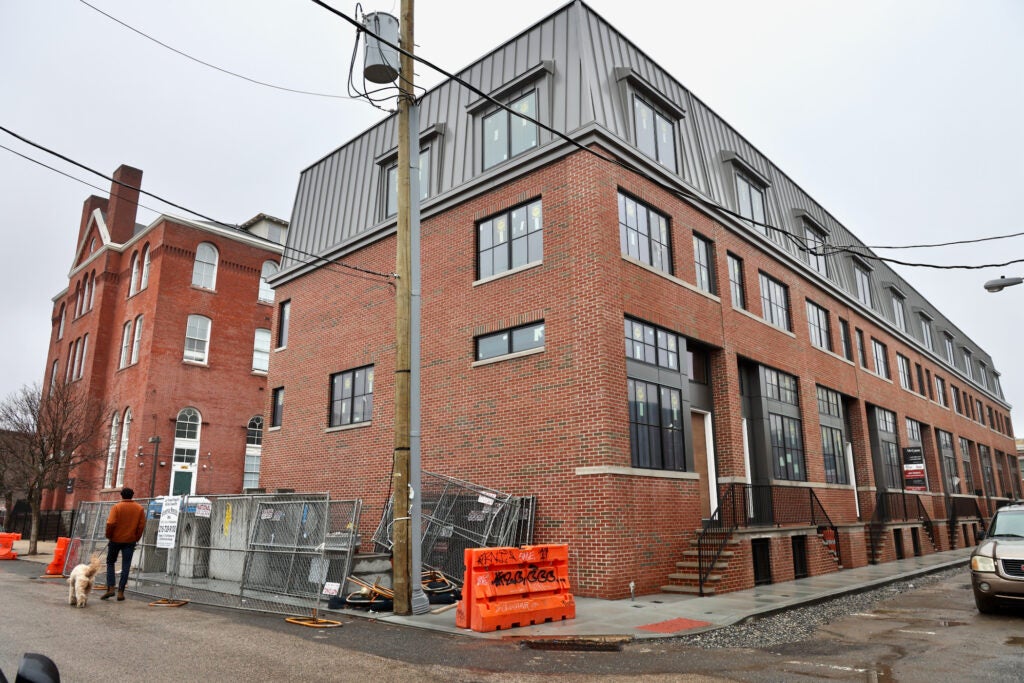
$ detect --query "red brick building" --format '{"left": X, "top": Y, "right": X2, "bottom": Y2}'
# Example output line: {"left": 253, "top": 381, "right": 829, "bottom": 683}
{"left": 41, "top": 165, "right": 286, "bottom": 509}
{"left": 261, "top": 1, "right": 1018, "bottom": 598}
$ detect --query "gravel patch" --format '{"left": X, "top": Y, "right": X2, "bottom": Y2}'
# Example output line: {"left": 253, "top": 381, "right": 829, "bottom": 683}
{"left": 671, "top": 565, "right": 965, "bottom": 649}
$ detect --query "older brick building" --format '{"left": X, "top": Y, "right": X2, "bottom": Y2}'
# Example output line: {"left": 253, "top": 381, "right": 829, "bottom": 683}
{"left": 261, "top": 1, "right": 1018, "bottom": 598}
{"left": 41, "top": 165, "right": 286, "bottom": 510}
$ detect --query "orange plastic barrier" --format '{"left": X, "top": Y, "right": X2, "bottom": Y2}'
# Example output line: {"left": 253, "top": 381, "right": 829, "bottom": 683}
{"left": 456, "top": 544, "right": 575, "bottom": 632}
{"left": 45, "top": 537, "right": 71, "bottom": 576}
{"left": 0, "top": 532, "right": 21, "bottom": 561}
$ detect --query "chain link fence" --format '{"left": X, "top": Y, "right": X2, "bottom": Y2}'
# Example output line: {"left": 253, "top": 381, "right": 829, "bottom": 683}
{"left": 66, "top": 494, "right": 361, "bottom": 618}
{"left": 372, "top": 471, "right": 535, "bottom": 584}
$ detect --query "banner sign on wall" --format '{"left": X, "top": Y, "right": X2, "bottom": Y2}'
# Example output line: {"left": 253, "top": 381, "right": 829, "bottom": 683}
{"left": 902, "top": 446, "right": 926, "bottom": 492}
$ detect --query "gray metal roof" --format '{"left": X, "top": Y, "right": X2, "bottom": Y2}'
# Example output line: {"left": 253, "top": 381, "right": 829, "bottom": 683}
{"left": 279, "top": 0, "right": 1006, "bottom": 406}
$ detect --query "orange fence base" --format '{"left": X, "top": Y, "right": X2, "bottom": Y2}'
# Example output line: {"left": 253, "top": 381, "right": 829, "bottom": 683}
{"left": 0, "top": 533, "right": 20, "bottom": 561}
{"left": 45, "top": 537, "right": 71, "bottom": 576}
{"left": 456, "top": 544, "right": 575, "bottom": 633}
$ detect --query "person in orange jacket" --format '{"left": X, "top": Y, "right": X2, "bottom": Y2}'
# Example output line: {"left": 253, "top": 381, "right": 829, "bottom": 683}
{"left": 100, "top": 487, "right": 146, "bottom": 601}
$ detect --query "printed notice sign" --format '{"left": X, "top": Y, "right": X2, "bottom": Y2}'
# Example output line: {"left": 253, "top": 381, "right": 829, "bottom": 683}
{"left": 902, "top": 446, "right": 927, "bottom": 492}
{"left": 156, "top": 496, "right": 183, "bottom": 549}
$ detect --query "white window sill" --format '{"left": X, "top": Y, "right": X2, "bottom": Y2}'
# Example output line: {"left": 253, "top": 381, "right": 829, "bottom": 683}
{"left": 472, "top": 346, "right": 545, "bottom": 367}
{"left": 732, "top": 305, "right": 796, "bottom": 338}
{"left": 473, "top": 260, "right": 543, "bottom": 286}
{"left": 620, "top": 255, "right": 722, "bottom": 303}
{"left": 575, "top": 465, "right": 699, "bottom": 480}
{"left": 325, "top": 421, "right": 372, "bottom": 434}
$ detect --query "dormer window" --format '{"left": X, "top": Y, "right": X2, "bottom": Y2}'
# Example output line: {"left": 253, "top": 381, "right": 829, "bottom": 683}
{"left": 853, "top": 259, "right": 873, "bottom": 308}
{"left": 737, "top": 174, "right": 767, "bottom": 237}
{"left": 919, "top": 313, "right": 934, "bottom": 352}
{"left": 483, "top": 91, "right": 537, "bottom": 170}
{"left": 890, "top": 290, "right": 907, "bottom": 332}
{"left": 804, "top": 223, "right": 828, "bottom": 276}
{"left": 633, "top": 96, "right": 677, "bottom": 173}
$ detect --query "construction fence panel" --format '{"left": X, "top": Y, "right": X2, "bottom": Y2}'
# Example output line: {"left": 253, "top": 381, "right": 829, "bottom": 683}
{"left": 372, "top": 471, "right": 532, "bottom": 585}
{"left": 72, "top": 493, "right": 361, "bottom": 618}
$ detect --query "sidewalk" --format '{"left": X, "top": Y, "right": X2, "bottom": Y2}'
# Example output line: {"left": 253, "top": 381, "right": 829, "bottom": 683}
{"left": 7, "top": 538, "right": 970, "bottom": 640}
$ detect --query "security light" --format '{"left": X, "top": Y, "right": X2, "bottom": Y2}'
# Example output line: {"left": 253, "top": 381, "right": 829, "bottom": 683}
{"left": 984, "top": 276, "right": 1024, "bottom": 293}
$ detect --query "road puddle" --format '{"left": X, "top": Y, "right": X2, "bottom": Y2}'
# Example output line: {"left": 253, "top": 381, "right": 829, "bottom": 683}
{"left": 1006, "top": 636, "right": 1024, "bottom": 646}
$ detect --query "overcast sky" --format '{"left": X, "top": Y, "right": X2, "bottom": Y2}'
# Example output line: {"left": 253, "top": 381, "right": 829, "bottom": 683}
{"left": 2, "top": 0, "right": 1023, "bottom": 416}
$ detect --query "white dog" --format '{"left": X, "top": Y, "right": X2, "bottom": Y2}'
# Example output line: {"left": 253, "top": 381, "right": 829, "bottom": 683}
{"left": 67, "top": 553, "right": 104, "bottom": 608}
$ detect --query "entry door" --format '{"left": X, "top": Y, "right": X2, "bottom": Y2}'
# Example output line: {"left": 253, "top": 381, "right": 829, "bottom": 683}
{"left": 692, "top": 411, "right": 713, "bottom": 519}
{"left": 171, "top": 469, "right": 194, "bottom": 496}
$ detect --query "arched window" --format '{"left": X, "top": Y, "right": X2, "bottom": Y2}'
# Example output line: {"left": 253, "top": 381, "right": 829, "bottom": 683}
{"left": 244, "top": 416, "right": 263, "bottom": 489}
{"left": 81, "top": 274, "right": 91, "bottom": 311}
{"left": 140, "top": 245, "right": 151, "bottom": 290}
{"left": 258, "top": 261, "right": 278, "bottom": 303}
{"left": 184, "top": 315, "right": 212, "bottom": 363}
{"left": 77, "top": 334, "right": 89, "bottom": 379}
{"left": 104, "top": 412, "right": 120, "bottom": 488}
{"left": 129, "top": 251, "right": 140, "bottom": 296}
{"left": 57, "top": 303, "right": 66, "bottom": 340}
{"left": 116, "top": 408, "right": 131, "bottom": 487}
{"left": 192, "top": 243, "right": 218, "bottom": 289}
{"left": 174, "top": 408, "right": 201, "bottom": 466}
{"left": 88, "top": 271, "right": 97, "bottom": 310}
{"left": 119, "top": 321, "right": 132, "bottom": 368}
{"left": 73, "top": 282, "right": 82, "bottom": 317}
{"left": 131, "top": 315, "right": 144, "bottom": 364}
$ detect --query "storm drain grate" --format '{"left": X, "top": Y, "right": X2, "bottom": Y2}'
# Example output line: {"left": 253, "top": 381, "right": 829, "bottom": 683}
{"left": 518, "top": 637, "right": 629, "bottom": 652}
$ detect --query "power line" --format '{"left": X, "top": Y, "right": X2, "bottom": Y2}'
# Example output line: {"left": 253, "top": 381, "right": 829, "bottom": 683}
{"left": 0, "top": 126, "right": 394, "bottom": 283}
{"left": 311, "top": 0, "right": 1022, "bottom": 274}
{"left": 76, "top": 0, "right": 355, "bottom": 100}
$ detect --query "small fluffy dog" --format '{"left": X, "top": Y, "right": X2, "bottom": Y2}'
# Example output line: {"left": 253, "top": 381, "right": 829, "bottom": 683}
{"left": 67, "top": 553, "right": 104, "bottom": 608}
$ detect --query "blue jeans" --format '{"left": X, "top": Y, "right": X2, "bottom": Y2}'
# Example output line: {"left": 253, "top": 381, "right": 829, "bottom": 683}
{"left": 106, "top": 542, "right": 136, "bottom": 592}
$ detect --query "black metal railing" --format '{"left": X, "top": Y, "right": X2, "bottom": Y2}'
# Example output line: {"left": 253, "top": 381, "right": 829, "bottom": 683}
{"left": 3, "top": 510, "right": 76, "bottom": 541}
{"left": 696, "top": 485, "right": 740, "bottom": 596}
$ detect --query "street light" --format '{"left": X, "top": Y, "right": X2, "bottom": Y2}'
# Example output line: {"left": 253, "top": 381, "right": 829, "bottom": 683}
{"left": 984, "top": 276, "right": 1024, "bottom": 293}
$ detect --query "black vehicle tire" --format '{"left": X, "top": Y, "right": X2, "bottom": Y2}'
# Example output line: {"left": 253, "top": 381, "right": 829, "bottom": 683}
{"left": 974, "top": 592, "right": 998, "bottom": 614}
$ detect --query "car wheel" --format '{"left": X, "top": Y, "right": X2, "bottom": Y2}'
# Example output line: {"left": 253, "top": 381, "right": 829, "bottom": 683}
{"left": 974, "top": 592, "right": 998, "bottom": 614}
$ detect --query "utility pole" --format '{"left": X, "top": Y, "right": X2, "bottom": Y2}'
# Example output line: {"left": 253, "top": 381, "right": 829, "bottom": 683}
{"left": 392, "top": 0, "right": 415, "bottom": 617}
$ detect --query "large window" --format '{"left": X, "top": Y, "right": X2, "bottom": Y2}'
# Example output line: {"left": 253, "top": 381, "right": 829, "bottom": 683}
{"left": 329, "top": 365, "right": 375, "bottom": 427}
{"left": 277, "top": 300, "right": 290, "bottom": 348}
{"left": 174, "top": 407, "right": 200, "bottom": 468}
{"left": 736, "top": 174, "right": 767, "bottom": 236}
{"left": 129, "top": 251, "right": 141, "bottom": 296}
{"left": 854, "top": 262, "right": 872, "bottom": 307}
{"left": 897, "top": 353, "right": 913, "bottom": 390}
{"left": 759, "top": 272, "right": 790, "bottom": 331}
{"left": 258, "top": 261, "right": 278, "bottom": 303}
{"left": 477, "top": 199, "right": 543, "bottom": 279}
{"left": 627, "top": 380, "right": 685, "bottom": 471}
{"left": 625, "top": 318, "right": 680, "bottom": 370}
{"left": 633, "top": 96, "right": 677, "bottom": 172}
{"left": 192, "top": 243, "right": 218, "bottom": 290}
{"left": 483, "top": 91, "right": 537, "bottom": 170}
{"left": 919, "top": 314, "right": 934, "bottom": 352}
{"left": 856, "top": 329, "right": 867, "bottom": 368}
{"left": 270, "top": 388, "right": 284, "bottom": 428}
{"left": 891, "top": 292, "right": 907, "bottom": 332}
{"left": 184, "top": 315, "right": 211, "bottom": 363}
{"left": 104, "top": 412, "right": 120, "bottom": 489}
{"left": 765, "top": 367, "right": 804, "bottom": 481}
{"left": 727, "top": 253, "right": 745, "bottom": 309}
{"left": 253, "top": 329, "right": 271, "bottom": 372}
{"left": 130, "top": 316, "right": 143, "bottom": 365}
{"left": 817, "top": 386, "right": 848, "bottom": 485}
{"left": 806, "top": 300, "right": 831, "bottom": 351}
{"left": 877, "top": 407, "right": 901, "bottom": 489}
{"left": 938, "top": 430, "right": 958, "bottom": 494}
{"left": 980, "top": 445, "right": 995, "bottom": 496}
{"left": 57, "top": 304, "right": 65, "bottom": 340}
{"left": 618, "top": 192, "right": 671, "bottom": 274}
{"left": 963, "top": 348, "right": 974, "bottom": 380}
{"left": 116, "top": 408, "right": 131, "bottom": 488}
{"left": 692, "top": 234, "right": 714, "bottom": 293}
{"left": 871, "top": 339, "right": 890, "bottom": 379}
{"left": 384, "top": 148, "right": 431, "bottom": 219}
{"left": 140, "top": 245, "right": 151, "bottom": 291}
{"left": 244, "top": 416, "right": 263, "bottom": 490}
{"left": 804, "top": 224, "right": 828, "bottom": 276}
{"left": 960, "top": 437, "right": 975, "bottom": 494}
{"left": 119, "top": 322, "right": 132, "bottom": 369}
{"left": 935, "top": 376, "right": 947, "bottom": 406}
{"left": 839, "top": 318, "right": 853, "bottom": 361}
{"left": 476, "top": 321, "right": 545, "bottom": 361}
{"left": 943, "top": 334, "right": 955, "bottom": 365}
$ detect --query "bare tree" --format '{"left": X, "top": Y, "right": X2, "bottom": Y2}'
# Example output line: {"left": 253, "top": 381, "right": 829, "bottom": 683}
{"left": 0, "top": 381, "right": 109, "bottom": 555}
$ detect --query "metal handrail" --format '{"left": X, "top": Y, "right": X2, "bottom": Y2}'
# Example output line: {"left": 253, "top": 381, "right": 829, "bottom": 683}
{"left": 696, "top": 486, "right": 739, "bottom": 596}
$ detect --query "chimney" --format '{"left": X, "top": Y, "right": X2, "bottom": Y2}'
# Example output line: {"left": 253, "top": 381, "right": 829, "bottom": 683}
{"left": 106, "top": 165, "right": 143, "bottom": 244}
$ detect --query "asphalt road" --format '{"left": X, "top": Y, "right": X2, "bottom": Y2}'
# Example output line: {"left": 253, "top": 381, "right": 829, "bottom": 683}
{"left": 1, "top": 559, "right": 1021, "bottom": 682}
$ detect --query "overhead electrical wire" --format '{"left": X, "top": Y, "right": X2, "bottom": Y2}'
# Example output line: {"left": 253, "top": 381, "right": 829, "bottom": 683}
{"left": 75, "top": 0, "right": 355, "bottom": 100}
{"left": 0, "top": 126, "right": 394, "bottom": 285}
{"left": 313, "top": 0, "right": 1021, "bottom": 274}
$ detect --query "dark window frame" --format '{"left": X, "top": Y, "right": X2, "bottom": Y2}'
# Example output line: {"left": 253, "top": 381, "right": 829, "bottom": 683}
{"left": 476, "top": 321, "right": 545, "bottom": 362}
{"left": 618, "top": 191, "right": 673, "bottom": 274}
{"left": 329, "top": 365, "right": 375, "bottom": 428}
{"left": 476, "top": 198, "right": 544, "bottom": 280}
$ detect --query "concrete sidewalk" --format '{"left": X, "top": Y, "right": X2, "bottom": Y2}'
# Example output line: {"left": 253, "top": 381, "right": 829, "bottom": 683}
{"left": 6, "top": 538, "right": 970, "bottom": 640}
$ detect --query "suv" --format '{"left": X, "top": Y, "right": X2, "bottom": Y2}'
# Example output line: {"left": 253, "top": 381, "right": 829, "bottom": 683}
{"left": 970, "top": 504, "right": 1024, "bottom": 613}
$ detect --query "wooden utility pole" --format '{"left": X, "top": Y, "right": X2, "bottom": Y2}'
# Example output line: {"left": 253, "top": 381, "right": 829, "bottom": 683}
{"left": 392, "top": 0, "right": 414, "bottom": 616}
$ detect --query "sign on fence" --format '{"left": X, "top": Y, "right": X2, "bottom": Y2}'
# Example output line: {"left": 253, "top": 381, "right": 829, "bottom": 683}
{"left": 156, "top": 496, "right": 182, "bottom": 548}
